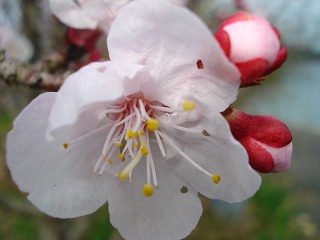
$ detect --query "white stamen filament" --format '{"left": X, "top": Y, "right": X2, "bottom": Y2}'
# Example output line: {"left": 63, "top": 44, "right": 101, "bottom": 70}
{"left": 158, "top": 118, "right": 202, "bottom": 134}
{"left": 101, "top": 114, "right": 123, "bottom": 154}
{"left": 94, "top": 127, "right": 123, "bottom": 172}
{"left": 139, "top": 99, "right": 150, "bottom": 119}
{"left": 149, "top": 104, "right": 179, "bottom": 112}
{"left": 97, "top": 103, "right": 127, "bottom": 120}
{"left": 98, "top": 148, "right": 115, "bottom": 175}
{"left": 133, "top": 99, "right": 142, "bottom": 131}
{"left": 119, "top": 145, "right": 143, "bottom": 178}
{"left": 146, "top": 156, "right": 151, "bottom": 184}
{"left": 146, "top": 130, "right": 158, "bottom": 187}
{"left": 157, "top": 131, "right": 213, "bottom": 178}
{"left": 66, "top": 123, "right": 111, "bottom": 148}
{"left": 154, "top": 130, "right": 166, "bottom": 157}
{"left": 87, "top": 97, "right": 216, "bottom": 195}
{"left": 126, "top": 142, "right": 135, "bottom": 158}
{"left": 116, "top": 111, "right": 136, "bottom": 127}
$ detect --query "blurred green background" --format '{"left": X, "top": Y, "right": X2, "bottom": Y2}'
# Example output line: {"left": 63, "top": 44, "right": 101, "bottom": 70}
{"left": 1, "top": 0, "right": 320, "bottom": 239}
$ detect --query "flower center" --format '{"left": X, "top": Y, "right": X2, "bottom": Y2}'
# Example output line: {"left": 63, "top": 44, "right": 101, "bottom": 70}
{"left": 63, "top": 96, "right": 221, "bottom": 197}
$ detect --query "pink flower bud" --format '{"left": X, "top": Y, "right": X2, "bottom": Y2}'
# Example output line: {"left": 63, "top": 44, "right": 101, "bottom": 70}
{"left": 215, "top": 12, "right": 288, "bottom": 87}
{"left": 223, "top": 107, "right": 292, "bottom": 173}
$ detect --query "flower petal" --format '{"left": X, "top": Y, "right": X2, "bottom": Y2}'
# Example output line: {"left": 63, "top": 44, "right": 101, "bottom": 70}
{"left": 108, "top": 0, "right": 240, "bottom": 111}
{"left": 222, "top": 14, "right": 280, "bottom": 65}
{"left": 49, "top": 0, "right": 129, "bottom": 31}
{"left": 48, "top": 61, "right": 148, "bottom": 139}
{"left": 161, "top": 111, "right": 261, "bottom": 203}
{"left": 49, "top": 0, "right": 101, "bottom": 29}
{"left": 107, "top": 156, "right": 202, "bottom": 240}
{"left": 6, "top": 93, "right": 111, "bottom": 218}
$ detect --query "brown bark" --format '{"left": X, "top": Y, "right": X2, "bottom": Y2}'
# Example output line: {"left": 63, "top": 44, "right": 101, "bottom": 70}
{"left": 0, "top": 50, "right": 71, "bottom": 91}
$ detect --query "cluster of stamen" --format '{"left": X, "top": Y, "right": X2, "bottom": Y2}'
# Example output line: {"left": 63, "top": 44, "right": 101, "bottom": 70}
{"left": 63, "top": 96, "right": 221, "bottom": 197}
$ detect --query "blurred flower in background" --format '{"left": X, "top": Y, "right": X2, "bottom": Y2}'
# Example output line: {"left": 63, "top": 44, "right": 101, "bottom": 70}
{"left": 49, "top": 0, "right": 188, "bottom": 34}
{"left": 0, "top": 0, "right": 33, "bottom": 60}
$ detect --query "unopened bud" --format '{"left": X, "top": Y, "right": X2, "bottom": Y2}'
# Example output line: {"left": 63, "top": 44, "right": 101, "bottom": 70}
{"left": 65, "top": 28, "right": 102, "bottom": 68}
{"left": 223, "top": 107, "right": 292, "bottom": 173}
{"left": 215, "top": 12, "right": 288, "bottom": 87}
{"left": 67, "top": 28, "right": 102, "bottom": 51}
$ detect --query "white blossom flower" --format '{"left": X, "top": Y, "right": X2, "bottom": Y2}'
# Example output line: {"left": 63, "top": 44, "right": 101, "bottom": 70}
{"left": 0, "top": 24, "right": 33, "bottom": 61}
{"left": 49, "top": 0, "right": 188, "bottom": 33}
{"left": 7, "top": 1, "right": 261, "bottom": 239}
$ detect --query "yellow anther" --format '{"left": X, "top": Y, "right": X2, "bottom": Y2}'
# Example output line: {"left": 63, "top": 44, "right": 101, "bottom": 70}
{"left": 140, "top": 130, "right": 145, "bottom": 136}
{"left": 63, "top": 143, "right": 69, "bottom": 149}
{"left": 146, "top": 118, "right": 159, "bottom": 130}
{"left": 127, "top": 129, "right": 135, "bottom": 139}
{"left": 118, "top": 172, "right": 127, "bottom": 181}
{"left": 212, "top": 174, "right": 221, "bottom": 184}
{"left": 183, "top": 100, "right": 195, "bottom": 111}
{"left": 135, "top": 131, "right": 139, "bottom": 137}
{"left": 143, "top": 184, "right": 154, "bottom": 197}
{"left": 134, "top": 142, "right": 139, "bottom": 148}
{"left": 118, "top": 153, "right": 125, "bottom": 160}
{"left": 107, "top": 159, "right": 113, "bottom": 165}
{"left": 115, "top": 142, "right": 122, "bottom": 147}
{"left": 141, "top": 145, "right": 149, "bottom": 156}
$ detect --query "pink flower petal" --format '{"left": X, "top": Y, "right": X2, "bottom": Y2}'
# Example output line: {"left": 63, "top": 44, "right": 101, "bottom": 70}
{"left": 108, "top": 0, "right": 240, "bottom": 112}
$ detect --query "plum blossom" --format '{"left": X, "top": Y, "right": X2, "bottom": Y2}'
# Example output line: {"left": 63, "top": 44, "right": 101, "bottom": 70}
{"left": 7, "top": 1, "right": 261, "bottom": 239}
{"left": 0, "top": 25, "right": 33, "bottom": 61}
{"left": 49, "top": 0, "right": 188, "bottom": 33}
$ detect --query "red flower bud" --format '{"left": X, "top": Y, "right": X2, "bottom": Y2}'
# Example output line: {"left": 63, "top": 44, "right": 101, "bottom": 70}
{"left": 223, "top": 107, "right": 292, "bottom": 173}
{"left": 215, "top": 12, "right": 288, "bottom": 87}
{"left": 66, "top": 28, "right": 102, "bottom": 51}
{"left": 65, "top": 28, "right": 103, "bottom": 68}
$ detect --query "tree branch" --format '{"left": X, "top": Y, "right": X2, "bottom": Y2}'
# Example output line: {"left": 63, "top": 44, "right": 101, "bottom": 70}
{"left": 0, "top": 50, "right": 71, "bottom": 91}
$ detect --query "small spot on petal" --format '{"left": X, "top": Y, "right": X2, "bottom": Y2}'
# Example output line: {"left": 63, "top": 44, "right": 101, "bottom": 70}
{"left": 63, "top": 143, "right": 69, "bottom": 149}
{"left": 197, "top": 59, "right": 204, "bottom": 69}
{"left": 180, "top": 186, "right": 188, "bottom": 193}
{"left": 202, "top": 130, "right": 210, "bottom": 137}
